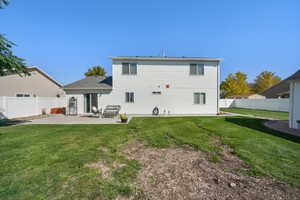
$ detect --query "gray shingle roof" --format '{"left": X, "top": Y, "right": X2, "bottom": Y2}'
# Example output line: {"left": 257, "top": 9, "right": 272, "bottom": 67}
{"left": 287, "top": 69, "right": 300, "bottom": 81}
{"left": 63, "top": 76, "right": 112, "bottom": 90}
{"left": 260, "top": 69, "right": 300, "bottom": 98}
{"left": 260, "top": 79, "right": 290, "bottom": 98}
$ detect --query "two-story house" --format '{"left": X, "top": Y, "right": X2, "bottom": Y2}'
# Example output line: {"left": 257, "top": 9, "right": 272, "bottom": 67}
{"left": 63, "top": 56, "right": 221, "bottom": 115}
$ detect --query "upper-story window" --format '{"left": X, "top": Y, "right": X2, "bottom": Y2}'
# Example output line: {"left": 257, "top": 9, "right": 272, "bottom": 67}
{"left": 122, "top": 63, "right": 137, "bottom": 75}
{"left": 190, "top": 64, "right": 204, "bottom": 75}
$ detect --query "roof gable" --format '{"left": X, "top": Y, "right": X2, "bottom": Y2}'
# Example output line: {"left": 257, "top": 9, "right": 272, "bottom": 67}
{"left": 63, "top": 76, "right": 112, "bottom": 90}
{"left": 287, "top": 69, "right": 300, "bottom": 81}
{"left": 28, "top": 67, "right": 62, "bottom": 87}
{"left": 1, "top": 66, "right": 62, "bottom": 87}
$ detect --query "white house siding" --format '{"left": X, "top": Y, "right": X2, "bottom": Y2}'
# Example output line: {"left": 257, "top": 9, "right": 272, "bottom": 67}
{"left": 65, "top": 89, "right": 113, "bottom": 115}
{"left": 99, "top": 60, "right": 219, "bottom": 115}
{"left": 289, "top": 81, "right": 300, "bottom": 129}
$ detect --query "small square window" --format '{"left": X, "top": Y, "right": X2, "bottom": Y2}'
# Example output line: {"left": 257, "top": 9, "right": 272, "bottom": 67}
{"left": 152, "top": 91, "right": 161, "bottom": 95}
{"left": 122, "top": 63, "right": 137, "bottom": 75}
{"left": 125, "top": 92, "right": 134, "bottom": 103}
{"left": 194, "top": 92, "right": 206, "bottom": 104}
{"left": 130, "top": 63, "right": 137, "bottom": 75}
{"left": 190, "top": 64, "right": 204, "bottom": 75}
{"left": 197, "top": 64, "right": 204, "bottom": 75}
{"left": 190, "top": 64, "right": 197, "bottom": 75}
{"left": 122, "top": 63, "right": 130, "bottom": 74}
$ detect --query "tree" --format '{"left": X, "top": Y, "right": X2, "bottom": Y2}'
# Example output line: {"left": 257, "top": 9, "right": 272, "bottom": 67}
{"left": 0, "top": 34, "right": 29, "bottom": 76}
{"left": 0, "top": 0, "right": 9, "bottom": 8}
{"left": 85, "top": 66, "right": 107, "bottom": 77}
{"left": 254, "top": 71, "right": 281, "bottom": 93}
{"left": 220, "top": 72, "right": 252, "bottom": 98}
{"left": 0, "top": 0, "right": 29, "bottom": 76}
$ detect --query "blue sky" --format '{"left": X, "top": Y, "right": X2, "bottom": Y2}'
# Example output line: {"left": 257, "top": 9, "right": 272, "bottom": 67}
{"left": 1, "top": 0, "right": 299, "bottom": 85}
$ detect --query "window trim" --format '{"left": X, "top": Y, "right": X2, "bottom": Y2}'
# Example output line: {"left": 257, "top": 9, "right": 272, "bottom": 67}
{"left": 16, "top": 93, "right": 31, "bottom": 97}
{"left": 122, "top": 63, "right": 137, "bottom": 75}
{"left": 190, "top": 63, "right": 205, "bottom": 76}
{"left": 194, "top": 92, "right": 206, "bottom": 105}
{"left": 125, "top": 92, "right": 135, "bottom": 103}
{"left": 152, "top": 91, "right": 162, "bottom": 95}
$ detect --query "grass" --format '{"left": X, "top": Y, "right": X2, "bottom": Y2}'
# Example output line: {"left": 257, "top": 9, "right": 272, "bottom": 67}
{"left": 221, "top": 107, "right": 289, "bottom": 120}
{"left": 1, "top": 117, "right": 300, "bottom": 199}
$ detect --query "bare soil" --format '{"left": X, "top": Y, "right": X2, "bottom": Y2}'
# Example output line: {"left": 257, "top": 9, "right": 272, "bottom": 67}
{"left": 122, "top": 140, "right": 300, "bottom": 200}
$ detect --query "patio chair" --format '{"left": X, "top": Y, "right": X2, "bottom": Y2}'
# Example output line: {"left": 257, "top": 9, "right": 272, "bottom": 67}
{"left": 103, "top": 105, "right": 121, "bottom": 118}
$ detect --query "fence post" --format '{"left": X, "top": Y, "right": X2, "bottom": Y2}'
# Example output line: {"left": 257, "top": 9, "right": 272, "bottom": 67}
{"left": 2, "top": 96, "right": 7, "bottom": 118}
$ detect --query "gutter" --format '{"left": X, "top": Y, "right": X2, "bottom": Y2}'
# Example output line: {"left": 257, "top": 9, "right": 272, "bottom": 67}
{"left": 109, "top": 56, "right": 223, "bottom": 62}
{"left": 217, "top": 63, "right": 220, "bottom": 113}
{"left": 289, "top": 81, "right": 295, "bottom": 128}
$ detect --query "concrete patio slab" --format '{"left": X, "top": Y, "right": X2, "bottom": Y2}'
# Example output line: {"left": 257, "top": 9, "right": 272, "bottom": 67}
{"left": 21, "top": 114, "right": 131, "bottom": 125}
{"left": 2, "top": 113, "right": 236, "bottom": 126}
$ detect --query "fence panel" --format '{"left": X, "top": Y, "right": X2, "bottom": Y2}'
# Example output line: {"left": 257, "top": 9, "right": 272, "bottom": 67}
{"left": 220, "top": 98, "right": 289, "bottom": 112}
{"left": 0, "top": 96, "right": 67, "bottom": 119}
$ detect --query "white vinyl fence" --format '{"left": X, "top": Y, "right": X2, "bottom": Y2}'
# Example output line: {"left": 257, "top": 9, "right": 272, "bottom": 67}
{"left": 0, "top": 96, "right": 66, "bottom": 119}
{"left": 220, "top": 98, "right": 289, "bottom": 112}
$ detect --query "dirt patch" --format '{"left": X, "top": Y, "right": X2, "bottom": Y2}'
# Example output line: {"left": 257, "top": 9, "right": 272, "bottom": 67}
{"left": 85, "top": 160, "right": 127, "bottom": 179}
{"left": 122, "top": 140, "right": 300, "bottom": 200}
{"left": 97, "top": 146, "right": 110, "bottom": 152}
{"left": 115, "top": 196, "right": 134, "bottom": 200}
{"left": 85, "top": 161, "right": 112, "bottom": 178}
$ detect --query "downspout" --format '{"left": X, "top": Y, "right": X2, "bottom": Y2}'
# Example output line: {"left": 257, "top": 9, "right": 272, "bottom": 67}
{"left": 289, "top": 81, "right": 295, "bottom": 128}
{"left": 217, "top": 62, "right": 220, "bottom": 114}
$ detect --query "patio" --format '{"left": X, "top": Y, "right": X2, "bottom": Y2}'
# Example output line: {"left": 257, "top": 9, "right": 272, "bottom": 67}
{"left": 20, "top": 114, "right": 130, "bottom": 125}
{"left": 2, "top": 113, "right": 236, "bottom": 126}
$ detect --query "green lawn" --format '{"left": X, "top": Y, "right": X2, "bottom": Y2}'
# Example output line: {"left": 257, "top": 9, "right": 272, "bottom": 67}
{"left": 0, "top": 117, "right": 300, "bottom": 199}
{"left": 221, "top": 107, "right": 289, "bottom": 120}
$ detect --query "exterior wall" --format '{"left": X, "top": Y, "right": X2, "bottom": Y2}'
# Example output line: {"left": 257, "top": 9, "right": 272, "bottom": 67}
{"left": 0, "top": 70, "right": 65, "bottom": 97}
{"left": 289, "top": 81, "right": 300, "bottom": 129}
{"left": 0, "top": 96, "right": 66, "bottom": 119}
{"left": 220, "top": 98, "right": 289, "bottom": 112}
{"left": 65, "top": 89, "right": 111, "bottom": 115}
{"left": 100, "top": 60, "right": 219, "bottom": 114}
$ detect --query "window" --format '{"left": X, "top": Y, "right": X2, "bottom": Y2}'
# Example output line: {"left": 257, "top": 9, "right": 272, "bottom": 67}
{"left": 125, "top": 92, "right": 134, "bottom": 103}
{"left": 194, "top": 92, "right": 206, "bottom": 104}
{"left": 190, "top": 64, "right": 204, "bottom": 75}
{"left": 16, "top": 94, "right": 30, "bottom": 97}
{"left": 122, "top": 63, "right": 137, "bottom": 75}
{"left": 152, "top": 91, "right": 161, "bottom": 95}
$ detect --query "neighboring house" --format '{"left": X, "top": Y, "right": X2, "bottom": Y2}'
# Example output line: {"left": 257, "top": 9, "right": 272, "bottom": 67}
{"left": 0, "top": 67, "right": 65, "bottom": 97}
{"left": 260, "top": 80, "right": 290, "bottom": 98}
{"left": 288, "top": 69, "right": 300, "bottom": 129}
{"left": 228, "top": 94, "right": 265, "bottom": 99}
{"left": 63, "top": 56, "right": 221, "bottom": 115}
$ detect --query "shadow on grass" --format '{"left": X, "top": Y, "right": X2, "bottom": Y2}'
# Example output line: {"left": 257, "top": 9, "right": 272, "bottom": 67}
{"left": 0, "top": 119, "right": 31, "bottom": 127}
{"left": 225, "top": 117, "right": 300, "bottom": 144}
